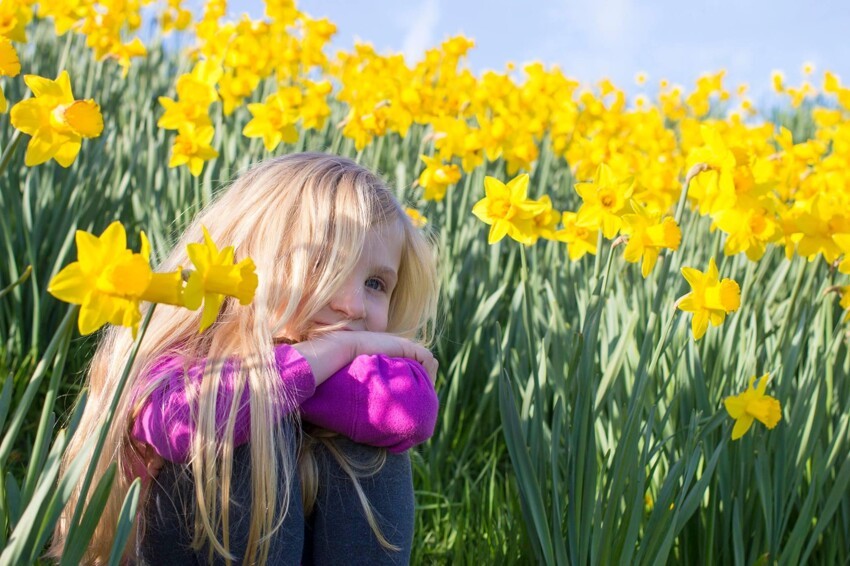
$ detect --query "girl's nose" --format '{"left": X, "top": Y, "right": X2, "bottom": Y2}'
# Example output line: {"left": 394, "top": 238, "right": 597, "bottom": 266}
{"left": 329, "top": 282, "right": 366, "bottom": 320}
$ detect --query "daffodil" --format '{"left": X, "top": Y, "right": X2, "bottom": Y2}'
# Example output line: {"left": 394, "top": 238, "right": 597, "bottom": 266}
{"left": 417, "top": 155, "right": 461, "bottom": 201}
{"left": 712, "top": 195, "right": 780, "bottom": 261}
{"left": 47, "top": 222, "right": 183, "bottom": 337}
{"left": 686, "top": 125, "right": 738, "bottom": 215}
{"left": 10, "top": 71, "right": 104, "bottom": 167}
{"left": 677, "top": 258, "right": 740, "bottom": 341}
{"left": 621, "top": 201, "right": 682, "bottom": 278}
{"left": 574, "top": 163, "right": 634, "bottom": 239}
{"left": 242, "top": 89, "right": 301, "bottom": 151}
{"left": 471, "top": 174, "right": 548, "bottom": 245}
{"left": 184, "top": 226, "right": 259, "bottom": 332}
{"left": 551, "top": 211, "right": 599, "bottom": 261}
{"left": 0, "top": 37, "right": 20, "bottom": 113}
{"left": 405, "top": 207, "right": 428, "bottom": 228}
{"left": 530, "top": 195, "right": 561, "bottom": 243}
{"left": 168, "top": 121, "right": 218, "bottom": 176}
{"left": 723, "top": 374, "right": 782, "bottom": 440}
{"left": 0, "top": 1, "right": 32, "bottom": 43}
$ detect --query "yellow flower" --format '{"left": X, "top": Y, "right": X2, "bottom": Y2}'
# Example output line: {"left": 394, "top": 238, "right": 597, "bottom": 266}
{"left": 242, "top": 90, "right": 300, "bottom": 151}
{"left": 418, "top": 155, "right": 461, "bottom": 201}
{"left": 530, "top": 195, "right": 561, "bottom": 243}
{"left": 10, "top": 71, "right": 104, "bottom": 167}
{"left": 405, "top": 207, "right": 427, "bottom": 228}
{"left": 184, "top": 226, "right": 258, "bottom": 332}
{"left": 712, "top": 196, "right": 779, "bottom": 262}
{"left": 621, "top": 201, "right": 682, "bottom": 278}
{"left": 574, "top": 163, "right": 634, "bottom": 239}
{"left": 158, "top": 62, "right": 222, "bottom": 130}
{"left": 0, "top": 37, "right": 19, "bottom": 75}
{"left": 724, "top": 374, "right": 782, "bottom": 440}
{"left": 0, "top": 1, "right": 32, "bottom": 43}
{"left": 677, "top": 258, "right": 740, "bottom": 341}
{"left": 168, "top": 121, "right": 218, "bottom": 176}
{"left": 471, "top": 174, "right": 548, "bottom": 245}
{"left": 686, "top": 125, "right": 737, "bottom": 216}
{"left": 551, "top": 211, "right": 599, "bottom": 261}
{"left": 0, "top": 37, "right": 20, "bottom": 113}
{"left": 47, "top": 222, "right": 182, "bottom": 337}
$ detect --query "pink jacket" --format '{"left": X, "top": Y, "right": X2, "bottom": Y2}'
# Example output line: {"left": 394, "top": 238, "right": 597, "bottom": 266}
{"left": 131, "top": 343, "right": 439, "bottom": 462}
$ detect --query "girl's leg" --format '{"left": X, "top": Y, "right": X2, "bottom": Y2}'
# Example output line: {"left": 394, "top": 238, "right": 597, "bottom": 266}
{"left": 139, "top": 440, "right": 304, "bottom": 565}
{"left": 302, "top": 438, "right": 415, "bottom": 566}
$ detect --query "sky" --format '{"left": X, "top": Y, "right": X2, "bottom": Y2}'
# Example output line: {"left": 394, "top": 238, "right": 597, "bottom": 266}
{"left": 221, "top": 0, "right": 850, "bottom": 102}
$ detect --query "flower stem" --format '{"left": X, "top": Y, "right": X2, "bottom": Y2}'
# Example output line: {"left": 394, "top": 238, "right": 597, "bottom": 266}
{"left": 66, "top": 304, "right": 158, "bottom": 534}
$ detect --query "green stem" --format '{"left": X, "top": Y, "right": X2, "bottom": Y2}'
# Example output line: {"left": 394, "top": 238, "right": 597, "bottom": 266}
{"left": 65, "top": 305, "right": 157, "bottom": 535}
{"left": 0, "top": 265, "right": 31, "bottom": 301}
{"left": 0, "top": 307, "right": 76, "bottom": 467}
{"left": 0, "top": 130, "right": 22, "bottom": 174}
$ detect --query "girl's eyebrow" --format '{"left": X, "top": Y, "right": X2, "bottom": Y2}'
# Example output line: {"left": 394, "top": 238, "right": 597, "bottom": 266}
{"left": 374, "top": 265, "right": 398, "bottom": 285}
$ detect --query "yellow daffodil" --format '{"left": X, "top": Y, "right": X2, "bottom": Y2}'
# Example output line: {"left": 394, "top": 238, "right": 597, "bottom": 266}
{"left": 677, "top": 258, "right": 740, "bottom": 341}
{"left": 47, "top": 222, "right": 183, "bottom": 337}
{"left": 712, "top": 195, "right": 780, "bottom": 261}
{"left": 724, "top": 374, "right": 782, "bottom": 440}
{"left": 530, "top": 195, "right": 562, "bottom": 243}
{"left": 574, "top": 163, "right": 634, "bottom": 239}
{"left": 184, "top": 226, "right": 259, "bottom": 332}
{"left": 10, "top": 71, "right": 104, "bottom": 167}
{"left": 795, "top": 197, "right": 850, "bottom": 264}
{"left": 0, "top": 1, "right": 32, "bottom": 43}
{"left": 621, "top": 201, "right": 682, "bottom": 278}
{"left": 551, "top": 211, "right": 599, "bottom": 261}
{"left": 242, "top": 90, "right": 300, "bottom": 151}
{"left": 168, "top": 121, "right": 218, "bottom": 176}
{"left": 418, "top": 155, "right": 461, "bottom": 201}
{"left": 405, "top": 207, "right": 428, "bottom": 228}
{"left": 471, "top": 174, "right": 548, "bottom": 245}
{"left": 0, "top": 37, "right": 20, "bottom": 113}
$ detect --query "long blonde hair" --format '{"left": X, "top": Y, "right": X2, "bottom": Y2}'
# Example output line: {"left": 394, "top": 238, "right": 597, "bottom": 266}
{"left": 50, "top": 153, "right": 439, "bottom": 564}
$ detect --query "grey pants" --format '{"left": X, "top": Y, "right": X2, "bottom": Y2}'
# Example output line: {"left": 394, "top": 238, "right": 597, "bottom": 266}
{"left": 138, "top": 437, "right": 414, "bottom": 565}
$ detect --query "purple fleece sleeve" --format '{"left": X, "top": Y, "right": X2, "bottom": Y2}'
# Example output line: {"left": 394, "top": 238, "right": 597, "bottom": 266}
{"left": 131, "top": 344, "right": 316, "bottom": 463}
{"left": 299, "top": 354, "right": 440, "bottom": 453}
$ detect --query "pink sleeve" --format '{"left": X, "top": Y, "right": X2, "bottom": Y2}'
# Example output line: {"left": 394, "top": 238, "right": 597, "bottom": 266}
{"left": 131, "top": 344, "right": 316, "bottom": 463}
{"left": 299, "top": 354, "right": 439, "bottom": 453}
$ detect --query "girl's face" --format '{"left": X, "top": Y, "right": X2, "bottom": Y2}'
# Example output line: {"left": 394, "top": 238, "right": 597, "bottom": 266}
{"left": 309, "top": 220, "right": 404, "bottom": 334}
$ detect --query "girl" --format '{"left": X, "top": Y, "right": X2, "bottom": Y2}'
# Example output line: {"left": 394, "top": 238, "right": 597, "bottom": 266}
{"left": 52, "top": 153, "right": 441, "bottom": 564}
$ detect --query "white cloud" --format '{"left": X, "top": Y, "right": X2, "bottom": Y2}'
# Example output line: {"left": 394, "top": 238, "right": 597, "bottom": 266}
{"left": 402, "top": 0, "right": 440, "bottom": 61}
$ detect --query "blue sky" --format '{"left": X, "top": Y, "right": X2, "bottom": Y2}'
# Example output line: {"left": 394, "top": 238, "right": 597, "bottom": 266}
{"left": 222, "top": 1, "right": 849, "bottom": 101}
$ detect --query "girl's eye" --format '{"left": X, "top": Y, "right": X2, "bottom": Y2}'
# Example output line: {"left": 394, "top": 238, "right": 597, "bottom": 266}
{"left": 365, "top": 277, "right": 386, "bottom": 292}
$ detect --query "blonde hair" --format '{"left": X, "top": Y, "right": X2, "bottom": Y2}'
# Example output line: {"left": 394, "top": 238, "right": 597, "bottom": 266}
{"left": 50, "top": 153, "right": 439, "bottom": 564}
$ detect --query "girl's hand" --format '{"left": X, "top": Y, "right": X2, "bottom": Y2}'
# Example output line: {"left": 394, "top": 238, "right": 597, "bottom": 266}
{"left": 346, "top": 331, "right": 438, "bottom": 386}
{"left": 292, "top": 331, "right": 438, "bottom": 386}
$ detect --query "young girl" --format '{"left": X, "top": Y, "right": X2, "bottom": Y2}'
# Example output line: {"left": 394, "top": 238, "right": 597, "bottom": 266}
{"left": 52, "top": 153, "right": 441, "bottom": 564}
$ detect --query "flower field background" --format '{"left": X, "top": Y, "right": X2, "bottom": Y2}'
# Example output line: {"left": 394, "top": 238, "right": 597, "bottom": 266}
{"left": 1, "top": 1, "right": 850, "bottom": 564}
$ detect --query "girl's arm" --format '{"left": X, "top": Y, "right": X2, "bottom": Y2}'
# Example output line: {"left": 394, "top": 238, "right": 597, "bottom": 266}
{"left": 131, "top": 335, "right": 438, "bottom": 463}
{"left": 299, "top": 354, "right": 439, "bottom": 453}
{"left": 130, "top": 344, "right": 316, "bottom": 463}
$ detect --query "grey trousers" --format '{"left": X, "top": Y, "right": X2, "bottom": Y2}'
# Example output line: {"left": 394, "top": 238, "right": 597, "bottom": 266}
{"left": 138, "top": 437, "right": 414, "bottom": 565}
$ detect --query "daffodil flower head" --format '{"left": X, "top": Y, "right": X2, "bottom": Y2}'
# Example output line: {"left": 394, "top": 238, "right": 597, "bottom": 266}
{"left": 47, "top": 221, "right": 152, "bottom": 336}
{"left": 418, "top": 154, "right": 461, "bottom": 202}
{"left": 724, "top": 374, "right": 782, "bottom": 440}
{"left": 621, "top": 200, "right": 682, "bottom": 277}
{"left": 471, "top": 173, "right": 548, "bottom": 245}
{"left": 184, "top": 226, "right": 259, "bottom": 332}
{"left": 677, "top": 257, "right": 740, "bottom": 340}
{"left": 10, "top": 71, "right": 104, "bottom": 167}
{"left": 574, "top": 163, "right": 634, "bottom": 239}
